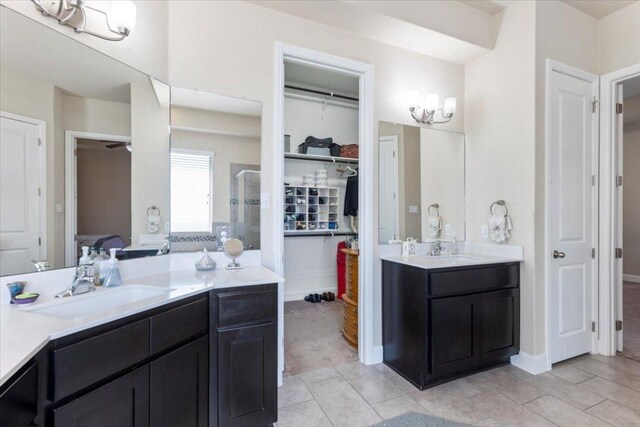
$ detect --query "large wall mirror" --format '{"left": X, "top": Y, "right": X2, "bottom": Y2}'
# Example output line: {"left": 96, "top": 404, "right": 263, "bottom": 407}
{"left": 0, "top": 6, "right": 170, "bottom": 276}
{"left": 169, "top": 88, "right": 261, "bottom": 252}
{"left": 378, "top": 122, "right": 465, "bottom": 244}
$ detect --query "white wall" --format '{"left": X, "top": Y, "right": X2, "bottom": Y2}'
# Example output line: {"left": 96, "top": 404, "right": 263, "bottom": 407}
{"left": 598, "top": 1, "right": 640, "bottom": 75}
{"left": 169, "top": 0, "right": 464, "bottom": 346}
{"left": 130, "top": 81, "right": 170, "bottom": 244}
{"left": 465, "top": 1, "right": 537, "bottom": 354}
{"left": 0, "top": 0, "right": 169, "bottom": 81}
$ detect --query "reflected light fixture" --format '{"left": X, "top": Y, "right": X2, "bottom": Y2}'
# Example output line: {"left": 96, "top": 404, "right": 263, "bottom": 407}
{"left": 408, "top": 91, "right": 456, "bottom": 124}
{"left": 31, "top": 0, "right": 136, "bottom": 41}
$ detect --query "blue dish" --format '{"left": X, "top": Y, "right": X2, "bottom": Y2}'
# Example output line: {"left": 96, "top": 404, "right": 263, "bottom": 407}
{"left": 11, "top": 292, "right": 39, "bottom": 305}
{"left": 6, "top": 282, "right": 27, "bottom": 304}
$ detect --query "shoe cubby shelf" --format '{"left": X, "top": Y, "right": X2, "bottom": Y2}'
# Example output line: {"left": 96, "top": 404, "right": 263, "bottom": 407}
{"left": 284, "top": 186, "right": 340, "bottom": 235}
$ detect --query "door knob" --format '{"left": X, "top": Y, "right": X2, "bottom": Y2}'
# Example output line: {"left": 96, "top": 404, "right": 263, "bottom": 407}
{"left": 553, "top": 250, "right": 566, "bottom": 259}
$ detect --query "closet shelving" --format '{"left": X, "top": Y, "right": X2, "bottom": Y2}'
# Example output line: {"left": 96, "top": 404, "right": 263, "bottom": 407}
{"left": 284, "top": 185, "right": 344, "bottom": 236}
{"left": 284, "top": 152, "right": 359, "bottom": 165}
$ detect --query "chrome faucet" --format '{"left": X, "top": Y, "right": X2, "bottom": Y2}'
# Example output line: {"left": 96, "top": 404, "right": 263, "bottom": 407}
{"left": 428, "top": 240, "right": 446, "bottom": 256}
{"left": 55, "top": 265, "right": 97, "bottom": 298}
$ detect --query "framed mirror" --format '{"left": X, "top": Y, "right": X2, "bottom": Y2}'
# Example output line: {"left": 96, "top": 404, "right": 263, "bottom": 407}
{"left": 169, "top": 88, "right": 262, "bottom": 252}
{"left": 378, "top": 122, "right": 465, "bottom": 244}
{"left": 0, "top": 6, "right": 170, "bottom": 276}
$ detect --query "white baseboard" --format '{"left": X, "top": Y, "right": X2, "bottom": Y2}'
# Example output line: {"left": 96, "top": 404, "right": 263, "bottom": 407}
{"left": 510, "top": 352, "right": 549, "bottom": 375}
{"left": 284, "top": 286, "right": 337, "bottom": 302}
{"left": 623, "top": 274, "right": 640, "bottom": 283}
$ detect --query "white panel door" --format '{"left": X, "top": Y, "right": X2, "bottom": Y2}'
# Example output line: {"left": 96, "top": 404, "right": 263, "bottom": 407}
{"left": 0, "top": 116, "right": 41, "bottom": 275}
{"left": 549, "top": 70, "right": 598, "bottom": 364}
{"left": 378, "top": 136, "right": 399, "bottom": 242}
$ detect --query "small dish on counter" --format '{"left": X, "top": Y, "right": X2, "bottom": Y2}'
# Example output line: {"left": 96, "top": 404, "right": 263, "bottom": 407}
{"left": 11, "top": 292, "right": 40, "bottom": 305}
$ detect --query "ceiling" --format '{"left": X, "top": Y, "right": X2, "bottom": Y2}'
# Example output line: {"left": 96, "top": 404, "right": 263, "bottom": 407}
{"left": 285, "top": 61, "right": 360, "bottom": 97}
{"left": 0, "top": 7, "right": 148, "bottom": 104}
{"left": 461, "top": 0, "right": 636, "bottom": 18}
{"left": 171, "top": 87, "right": 262, "bottom": 117}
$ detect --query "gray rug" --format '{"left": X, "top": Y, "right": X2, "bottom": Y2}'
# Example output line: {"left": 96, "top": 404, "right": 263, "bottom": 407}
{"left": 372, "top": 412, "right": 471, "bottom": 427}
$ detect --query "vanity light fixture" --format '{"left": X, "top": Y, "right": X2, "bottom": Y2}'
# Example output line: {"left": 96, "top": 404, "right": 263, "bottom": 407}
{"left": 31, "top": 0, "right": 136, "bottom": 41}
{"left": 408, "top": 91, "right": 457, "bottom": 124}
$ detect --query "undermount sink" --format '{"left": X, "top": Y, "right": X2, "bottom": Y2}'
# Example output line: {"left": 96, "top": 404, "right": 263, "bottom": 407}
{"left": 24, "top": 285, "right": 172, "bottom": 320}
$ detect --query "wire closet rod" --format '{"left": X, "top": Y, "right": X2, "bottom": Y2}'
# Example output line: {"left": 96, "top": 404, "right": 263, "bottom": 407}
{"left": 284, "top": 85, "right": 359, "bottom": 102}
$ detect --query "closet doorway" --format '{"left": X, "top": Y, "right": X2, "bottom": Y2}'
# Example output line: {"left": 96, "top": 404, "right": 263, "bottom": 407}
{"left": 274, "top": 44, "right": 374, "bottom": 379}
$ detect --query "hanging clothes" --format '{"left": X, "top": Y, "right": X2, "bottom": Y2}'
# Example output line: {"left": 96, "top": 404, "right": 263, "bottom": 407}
{"left": 343, "top": 173, "right": 359, "bottom": 217}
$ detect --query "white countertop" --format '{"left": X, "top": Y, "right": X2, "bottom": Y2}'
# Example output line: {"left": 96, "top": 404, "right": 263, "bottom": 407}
{"left": 380, "top": 252, "right": 523, "bottom": 270}
{"left": 0, "top": 266, "right": 282, "bottom": 387}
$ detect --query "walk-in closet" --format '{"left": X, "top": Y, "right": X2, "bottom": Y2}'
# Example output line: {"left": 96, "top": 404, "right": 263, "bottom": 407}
{"left": 282, "top": 61, "right": 361, "bottom": 375}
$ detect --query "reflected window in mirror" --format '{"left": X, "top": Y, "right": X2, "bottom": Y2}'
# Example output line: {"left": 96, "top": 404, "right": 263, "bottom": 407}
{"left": 169, "top": 88, "right": 262, "bottom": 252}
{"left": 378, "top": 122, "right": 465, "bottom": 244}
{"left": 0, "top": 6, "right": 170, "bottom": 276}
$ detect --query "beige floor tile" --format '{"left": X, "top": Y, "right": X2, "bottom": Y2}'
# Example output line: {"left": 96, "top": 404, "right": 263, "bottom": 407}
{"left": 520, "top": 372, "right": 605, "bottom": 410}
{"left": 417, "top": 396, "right": 488, "bottom": 425}
{"left": 579, "top": 376, "right": 640, "bottom": 410}
{"left": 586, "top": 400, "right": 640, "bottom": 427}
{"left": 468, "top": 390, "right": 556, "bottom": 427}
{"left": 371, "top": 395, "right": 431, "bottom": 420}
{"left": 524, "top": 395, "right": 613, "bottom": 427}
{"left": 548, "top": 364, "right": 595, "bottom": 384}
{"left": 373, "top": 363, "right": 421, "bottom": 394}
{"left": 478, "top": 369, "right": 545, "bottom": 404}
{"left": 474, "top": 419, "right": 501, "bottom": 426}
{"left": 300, "top": 366, "right": 342, "bottom": 385}
{"left": 307, "top": 376, "right": 383, "bottom": 427}
{"left": 447, "top": 374, "right": 496, "bottom": 398}
{"left": 276, "top": 400, "right": 333, "bottom": 427}
{"left": 278, "top": 375, "right": 314, "bottom": 408}
{"left": 573, "top": 357, "right": 640, "bottom": 392}
{"left": 336, "top": 362, "right": 405, "bottom": 405}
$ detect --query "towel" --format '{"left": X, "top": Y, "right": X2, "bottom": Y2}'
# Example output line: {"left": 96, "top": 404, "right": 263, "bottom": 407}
{"left": 428, "top": 215, "right": 442, "bottom": 239}
{"left": 489, "top": 214, "right": 513, "bottom": 243}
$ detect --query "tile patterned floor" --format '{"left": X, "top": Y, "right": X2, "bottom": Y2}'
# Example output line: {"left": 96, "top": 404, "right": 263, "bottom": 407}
{"left": 621, "top": 282, "right": 640, "bottom": 362}
{"left": 277, "top": 354, "right": 640, "bottom": 426}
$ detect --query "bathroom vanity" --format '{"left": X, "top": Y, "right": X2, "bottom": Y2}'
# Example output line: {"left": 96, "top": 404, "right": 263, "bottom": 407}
{"left": 382, "top": 255, "right": 520, "bottom": 390}
{"left": 0, "top": 271, "right": 279, "bottom": 427}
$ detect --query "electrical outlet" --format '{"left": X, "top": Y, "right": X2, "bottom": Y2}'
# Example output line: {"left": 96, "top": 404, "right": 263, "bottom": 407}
{"left": 481, "top": 224, "right": 489, "bottom": 239}
{"left": 409, "top": 205, "right": 418, "bottom": 214}
{"left": 260, "top": 192, "right": 270, "bottom": 209}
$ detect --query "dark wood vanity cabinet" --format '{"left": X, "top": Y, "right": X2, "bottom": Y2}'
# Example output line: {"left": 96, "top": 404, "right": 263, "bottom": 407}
{"left": 211, "top": 284, "right": 278, "bottom": 427}
{"left": 382, "top": 261, "right": 520, "bottom": 390}
{"left": 0, "top": 283, "right": 279, "bottom": 427}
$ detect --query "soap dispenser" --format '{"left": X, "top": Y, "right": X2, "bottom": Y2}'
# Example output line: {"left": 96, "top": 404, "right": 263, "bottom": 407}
{"left": 103, "top": 248, "right": 122, "bottom": 287}
{"left": 79, "top": 246, "right": 92, "bottom": 266}
{"left": 96, "top": 248, "right": 109, "bottom": 285}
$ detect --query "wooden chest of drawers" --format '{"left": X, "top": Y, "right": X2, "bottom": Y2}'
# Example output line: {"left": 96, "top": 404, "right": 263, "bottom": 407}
{"left": 341, "top": 248, "right": 359, "bottom": 348}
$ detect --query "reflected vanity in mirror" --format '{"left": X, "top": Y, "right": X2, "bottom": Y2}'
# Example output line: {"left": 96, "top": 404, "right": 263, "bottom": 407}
{"left": 169, "top": 88, "right": 261, "bottom": 252}
{"left": 0, "top": 6, "right": 170, "bottom": 276}
{"left": 378, "top": 122, "right": 465, "bottom": 244}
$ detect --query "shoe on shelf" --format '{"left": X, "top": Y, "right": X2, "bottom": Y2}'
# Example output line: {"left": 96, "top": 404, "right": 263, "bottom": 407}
{"left": 313, "top": 293, "right": 322, "bottom": 303}
{"left": 304, "top": 294, "right": 316, "bottom": 303}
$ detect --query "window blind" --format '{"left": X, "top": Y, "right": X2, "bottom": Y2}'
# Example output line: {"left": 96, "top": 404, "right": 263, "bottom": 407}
{"left": 170, "top": 151, "right": 213, "bottom": 232}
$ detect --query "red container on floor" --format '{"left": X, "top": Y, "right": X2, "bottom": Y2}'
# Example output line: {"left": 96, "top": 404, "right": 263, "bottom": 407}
{"left": 337, "top": 241, "right": 347, "bottom": 299}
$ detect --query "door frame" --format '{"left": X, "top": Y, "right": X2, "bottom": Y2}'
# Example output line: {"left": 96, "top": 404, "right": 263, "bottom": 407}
{"left": 273, "top": 43, "right": 375, "bottom": 366}
{"left": 544, "top": 59, "right": 600, "bottom": 369}
{"left": 0, "top": 111, "right": 47, "bottom": 263}
{"left": 378, "top": 135, "right": 400, "bottom": 241}
{"left": 599, "top": 62, "right": 640, "bottom": 356}
{"left": 64, "top": 130, "right": 131, "bottom": 266}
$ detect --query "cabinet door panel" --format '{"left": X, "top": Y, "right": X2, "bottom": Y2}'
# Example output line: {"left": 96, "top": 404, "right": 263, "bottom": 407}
{"left": 430, "top": 295, "right": 478, "bottom": 376}
{"left": 479, "top": 289, "right": 519, "bottom": 365}
{"left": 150, "top": 336, "right": 209, "bottom": 427}
{"left": 218, "top": 323, "right": 277, "bottom": 427}
{"left": 53, "top": 366, "right": 149, "bottom": 427}
{"left": 0, "top": 361, "right": 37, "bottom": 427}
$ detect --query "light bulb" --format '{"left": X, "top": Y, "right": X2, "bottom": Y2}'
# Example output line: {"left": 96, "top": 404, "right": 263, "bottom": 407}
{"left": 406, "top": 90, "right": 421, "bottom": 108}
{"left": 110, "top": 0, "right": 136, "bottom": 34}
{"left": 424, "top": 94, "right": 439, "bottom": 112}
{"left": 443, "top": 97, "right": 457, "bottom": 116}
